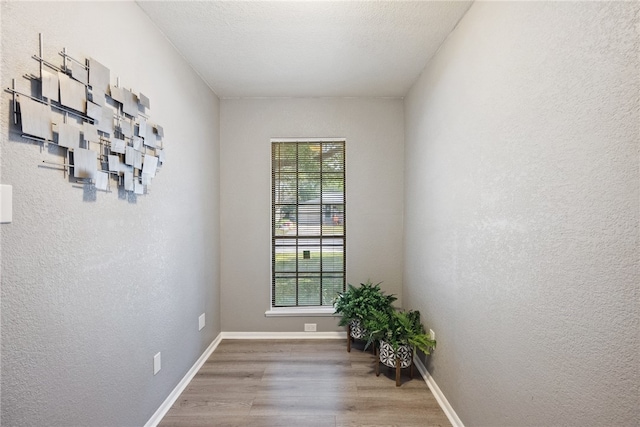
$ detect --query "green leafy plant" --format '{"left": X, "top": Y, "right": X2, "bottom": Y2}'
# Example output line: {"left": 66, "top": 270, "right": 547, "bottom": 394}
{"left": 363, "top": 308, "right": 436, "bottom": 355}
{"left": 333, "top": 281, "right": 397, "bottom": 327}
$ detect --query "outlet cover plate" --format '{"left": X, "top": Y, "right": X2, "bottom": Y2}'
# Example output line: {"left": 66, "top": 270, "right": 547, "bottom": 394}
{"left": 0, "top": 185, "right": 13, "bottom": 224}
{"left": 199, "top": 313, "right": 205, "bottom": 331}
{"left": 153, "top": 352, "right": 161, "bottom": 375}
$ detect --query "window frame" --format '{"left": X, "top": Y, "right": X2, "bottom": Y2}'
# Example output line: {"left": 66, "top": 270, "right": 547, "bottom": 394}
{"left": 267, "top": 137, "right": 346, "bottom": 317}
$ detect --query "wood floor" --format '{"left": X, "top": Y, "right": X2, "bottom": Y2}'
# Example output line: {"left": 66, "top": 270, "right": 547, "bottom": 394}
{"left": 158, "top": 339, "right": 451, "bottom": 427}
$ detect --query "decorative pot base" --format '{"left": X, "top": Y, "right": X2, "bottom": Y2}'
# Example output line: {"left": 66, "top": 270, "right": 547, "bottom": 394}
{"left": 376, "top": 340, "right": 414, "bottom": 386}
{"left": 346, "top": 319, "right": 367, "bottom": 353}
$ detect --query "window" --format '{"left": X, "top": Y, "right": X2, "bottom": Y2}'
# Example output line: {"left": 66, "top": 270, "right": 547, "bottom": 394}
{"left": 271, "top": 139, "right": 346, "bottom": 309}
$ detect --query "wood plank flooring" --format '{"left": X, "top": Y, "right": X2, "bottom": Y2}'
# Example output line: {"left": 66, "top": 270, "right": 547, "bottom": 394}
{"left": 158, "top": 339, "right": 451, "bottom": 427}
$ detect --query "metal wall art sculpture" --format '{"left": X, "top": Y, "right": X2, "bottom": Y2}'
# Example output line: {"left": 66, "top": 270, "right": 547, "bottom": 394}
{"left": 5, "top": 34, "right": 165, "bottom": 197}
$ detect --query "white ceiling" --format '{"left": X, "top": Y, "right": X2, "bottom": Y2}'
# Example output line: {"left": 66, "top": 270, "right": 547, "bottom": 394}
{"left": 137, "top": 1, "right": 472, "bottom": 98}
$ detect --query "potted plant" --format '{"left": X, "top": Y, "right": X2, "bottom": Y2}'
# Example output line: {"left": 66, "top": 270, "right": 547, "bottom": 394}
{"left": 333, "top": 281, "right": 397, "bottom": 352}
{"left": 363, "top": 308, "right": 436, "bottom": 386}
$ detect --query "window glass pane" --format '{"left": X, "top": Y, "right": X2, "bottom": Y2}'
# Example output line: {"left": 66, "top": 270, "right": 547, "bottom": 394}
{"left": 273, "top": 143, "right": 297, "bottom": 172}
{"left": 298, "top": 274, "right": 321, "bottom": 306}
{"left": 274, "top": 205, "right": 297, "bottom": 236}
{"left": 298, "top": 239, "right": 320, "bottom": 272}
{"left": 273, "top": 173, "right": 297, "bottom": 204}
{"left": 298, "top": 143, "right": 321, "bottom": 172}
{"left": 297, "top": 204, "right": 321, "bottom": 236}
{"left": 322, "top": 205, "right": 344, "bottom": 235}
{"left": 322, "top": 174, "right": 344, "bottom": 198}
{"left": 298, "top": 175, "right": 321, "bottom": 203}
{"left": 274, "top": 275, "right": 297, "bottom": 306}
{"left": 322, "top": 276, "right": 344, "bottom": 305}
{"left": 274, "top": 245, "right": 297, "bottom": 272}
{"left": 322, "top": 245, "right": 344, "bottom": 272}
{"left": 322, "top": 143, "right": 344, "bottom": 172}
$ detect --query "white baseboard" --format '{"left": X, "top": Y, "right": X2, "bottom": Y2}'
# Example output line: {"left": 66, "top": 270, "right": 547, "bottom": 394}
{"left": 221, "top": 331, "right": 347, "bottom": 340}
{"left": 144, "top": 333, "right": 223, "bottom": 427}
{"left": 413, "top": 357, "right": 464, "bottom": 427}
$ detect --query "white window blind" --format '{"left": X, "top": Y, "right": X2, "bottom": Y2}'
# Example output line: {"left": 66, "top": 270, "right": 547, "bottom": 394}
{"left": 271, "top": 139, "right": 346, "bottom": 307}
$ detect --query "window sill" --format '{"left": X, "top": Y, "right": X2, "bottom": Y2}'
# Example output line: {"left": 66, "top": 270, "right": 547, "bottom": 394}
{"left": 265, "top": 307, "right": 337, "bottom": 317}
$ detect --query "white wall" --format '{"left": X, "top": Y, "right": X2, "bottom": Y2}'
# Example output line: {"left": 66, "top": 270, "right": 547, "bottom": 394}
{"left": 404, "top": 2, "right": 639, "bottom": 426}
{"left": 0, "top": 2, "right": 220, "bottom": 426}
{"left": 220, "top": 98, "right": 404, "bottom": 332}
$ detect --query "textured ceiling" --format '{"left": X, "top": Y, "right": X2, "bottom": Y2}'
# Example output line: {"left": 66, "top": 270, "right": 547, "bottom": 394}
{"left": 137, "top": 1, "right": 472, "bottom": 98}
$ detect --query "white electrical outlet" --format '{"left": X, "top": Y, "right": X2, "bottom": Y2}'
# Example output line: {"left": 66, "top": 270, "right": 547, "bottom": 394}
{"left": 304, "top": 323, "right": 317, "bottom": 332}
{"left": 199, "top": 313, "right": 205, "bottom": 331}
{"left": 153, "top": 352, "right": 161, "bottom": 375}
{"left": 429, "top": 329, "right": 436, "bottom": 341}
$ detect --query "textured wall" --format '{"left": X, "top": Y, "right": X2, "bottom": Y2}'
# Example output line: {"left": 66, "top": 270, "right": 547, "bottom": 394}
{"left": 220, "top": 98, "right": 404, "bottom": 332}
{"left": 404, "top": 2, "right": 639, "bottom": 426}
{"left": 0, "top": 2, "right": 220, "bottom": 426}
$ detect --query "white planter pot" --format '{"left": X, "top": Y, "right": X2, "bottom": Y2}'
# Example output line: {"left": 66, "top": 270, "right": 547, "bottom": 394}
{"left": 349, "top": 319, "right": 366, "bottom": 339}
{"left": 378, "top": 340, "right": 413, "bottom": 369}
